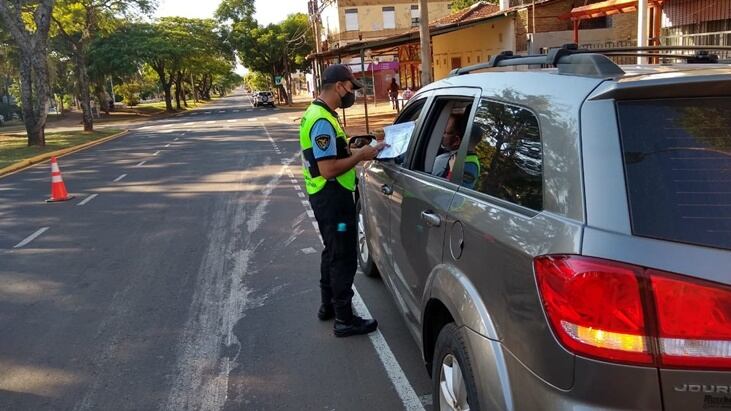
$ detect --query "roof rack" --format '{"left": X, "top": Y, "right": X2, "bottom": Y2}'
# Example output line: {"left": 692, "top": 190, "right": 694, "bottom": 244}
{"left": 448, "top": 44, "right": 730, "bottom": 77}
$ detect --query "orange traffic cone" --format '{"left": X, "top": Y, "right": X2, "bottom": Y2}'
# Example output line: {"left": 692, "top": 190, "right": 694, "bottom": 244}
{"left": 46, "top": 157, "right": 74, "bottom": 202}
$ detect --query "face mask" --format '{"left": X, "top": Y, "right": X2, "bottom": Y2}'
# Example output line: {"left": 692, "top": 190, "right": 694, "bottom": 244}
{"left": 338, "top": 85, "right": 356, "bottom": 109}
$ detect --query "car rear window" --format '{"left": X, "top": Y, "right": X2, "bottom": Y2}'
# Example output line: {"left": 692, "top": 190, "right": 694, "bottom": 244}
{"left": 617, "top": 98, "right": 731, "bottom": 251}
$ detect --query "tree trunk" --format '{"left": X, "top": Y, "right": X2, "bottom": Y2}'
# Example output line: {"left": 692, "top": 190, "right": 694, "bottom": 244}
{"left": 174, "top": 74, "right": 182, "bottom": 111}
{"left": 0, "top": 0, "right": 54, "bottom": 146}
{"left": 75, "top": 52, "right": 94, "bottom": 132}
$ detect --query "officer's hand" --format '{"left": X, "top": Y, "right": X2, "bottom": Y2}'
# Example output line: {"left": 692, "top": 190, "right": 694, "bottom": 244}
{"left": 352, "top": 145, "right": 380, "bottom": 161}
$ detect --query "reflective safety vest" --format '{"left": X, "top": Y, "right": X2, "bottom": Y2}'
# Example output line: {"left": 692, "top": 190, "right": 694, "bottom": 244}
{"left": 463, "top": 153, "right": 481, "bottom": 186}
{"left": 299, "top": 103, "right": 356, "bottom": 195}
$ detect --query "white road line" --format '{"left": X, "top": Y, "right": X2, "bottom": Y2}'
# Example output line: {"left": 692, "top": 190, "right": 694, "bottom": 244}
{"left": 153, "top": 151, "right": 161, "bottom": 156}
{"left": 78, "top": 194, "right": 99, "bottom": 206}
{"left": 227, "top": 119, "right": 237, "bottom": 123}
{"left": 269, "top": 117, "right": 279, "bottom": 121}
{"left": 205, "top": 111, "right": 211, "bottom": 114}
{"left": 184, "top": 122, "right": 194, "bottom": 126}
{"left": 13, "top": 227, "right": 50, "bottom": 249}
{"left": 311, "top": 221, "right": 319, "bottom": 232}
{"left": 206, "top": 120, "right": 215, "bottom": 124}
{"left": 113, "top": 174, "right": 127, "bottom": 182}
{"left": 233, "top": 109, "right": 240, "bottom": 113}
{"left": 297, "top": 192, "right": 305, "bottom": 198}
{"left": 174, "top": 138, "right": 179, "bottom": 141}
{"left": 301, "top": 247, "right": 317, "bottom": 254}
{"left": 248, "top": 118, "right": 257, "bottom": 122}
{"left": 300, "top": 200, "right": 309, "bottom": 207}
{"left": 136, "top": 160, "right": 146, "bottom": 167}
{"left": 162, "top": 124, "right": 172, "bottom": 128}
{"left": 165, "top": 144, "right": 171, "bottom": 147}
{"left": 139, "top": 125, "right": 152, "bottom": 130}
{"left": 218, "top": 110, "right": 225, "bottom": 113}
{"left": 294, "top": 185, "right": 302, "bottom": 191}
{"left": 290, "top": 179, "right": 298, "bottom": 184}
{"left": 191, "top": 112, "right": 199, "bottom": 116}
{"left": 306, "top": 210, "right": 315, "bottom": 218}
{"left": 352, "top": 289, "right": 426, "bottom": 411}
{"left": 160, "top": 130, "right": 174, "bottom": 134}
{"left": 289, "top": 116, "right": 299, "bottom": 120}
{"left": 287, "top": 171, "right": 294, "bottom": 178}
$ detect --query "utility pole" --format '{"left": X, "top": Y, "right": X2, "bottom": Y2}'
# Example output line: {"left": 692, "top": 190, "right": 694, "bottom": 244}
{"left": 418, "top": 0, "right": 432, "bottom": 86}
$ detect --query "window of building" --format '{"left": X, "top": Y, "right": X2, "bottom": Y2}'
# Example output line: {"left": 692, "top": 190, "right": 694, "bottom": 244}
{"left": 345, "top": 8, "right": 359, "bottom": 31}
{"left": 467, "top": 99, "right": 543, "bottom": 210}
{"left": 411, "top": 5, "right": 420, "bottom": 27}
{"left": 382, "top": 6, "right": 396, "bottom": 29}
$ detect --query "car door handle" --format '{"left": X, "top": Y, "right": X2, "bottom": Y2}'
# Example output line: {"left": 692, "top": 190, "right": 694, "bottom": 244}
{"left": 420, "top": 210, "right": 442, "bottom": 227}
{"left": 381, "top": 184, "right": 393, "bottom": 196}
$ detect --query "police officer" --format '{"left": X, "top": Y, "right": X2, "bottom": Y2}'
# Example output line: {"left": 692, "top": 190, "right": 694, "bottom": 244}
{"left": 300, "top": 64, "right": 384, "bottom": 337}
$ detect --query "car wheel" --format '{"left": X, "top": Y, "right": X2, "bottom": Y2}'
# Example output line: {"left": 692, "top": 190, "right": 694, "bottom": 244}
{"left": 355, "top": 199, "right": 379, "bottom": 278}
{"left": 432, "top": 323, "right": 480, "bottom": 411}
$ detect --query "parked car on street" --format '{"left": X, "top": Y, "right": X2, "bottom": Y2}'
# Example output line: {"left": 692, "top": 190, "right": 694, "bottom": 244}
{"left": 357, "top": 45, "right": 731, "bottom": 411}
{"left": 252, "top": 90, "right": 275, "bottom": 107}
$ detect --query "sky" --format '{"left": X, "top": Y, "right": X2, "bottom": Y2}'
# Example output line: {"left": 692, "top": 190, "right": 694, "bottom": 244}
{"left": 155, "top": 0, "right": 309, "bottom": 25}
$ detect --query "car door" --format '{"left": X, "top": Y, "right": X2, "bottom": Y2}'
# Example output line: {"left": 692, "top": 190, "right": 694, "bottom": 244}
{"left": 361, "top": 96, "right": 430, "bottom": 284}
{"left": 386, "top": 88, "right": 481, "bottom": 328}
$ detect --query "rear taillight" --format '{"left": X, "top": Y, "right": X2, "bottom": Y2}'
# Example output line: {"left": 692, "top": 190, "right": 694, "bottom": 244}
{"left": 535, "top": 255, "right": 731, "bottom": 370}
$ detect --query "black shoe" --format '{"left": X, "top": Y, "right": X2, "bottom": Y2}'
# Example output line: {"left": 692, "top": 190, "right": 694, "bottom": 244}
{"left": 333, "top": 315, "right": 378, "bottom": 337}
{"left": 318, "top": 304, "right": 335, "bottom": 321}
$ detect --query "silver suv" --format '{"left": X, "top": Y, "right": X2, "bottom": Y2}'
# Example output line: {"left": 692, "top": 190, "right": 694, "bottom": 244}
{"left": 252, "top": 90, "right": 275, "bottom": 107}
{"left": 356, "top": 46, "right": 731, "bottom": 411}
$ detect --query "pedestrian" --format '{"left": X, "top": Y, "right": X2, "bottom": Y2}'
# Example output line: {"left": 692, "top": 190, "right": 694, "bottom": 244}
{"left": 299, "top": 64, "right": 385, "bottom": 337}
{"left": 388, "top": 78, "right": 399, "bottom": 110}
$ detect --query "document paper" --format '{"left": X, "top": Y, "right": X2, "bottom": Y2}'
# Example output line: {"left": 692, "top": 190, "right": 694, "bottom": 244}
{"left": 377, "top": 121, "right": 416, "bottom": 159}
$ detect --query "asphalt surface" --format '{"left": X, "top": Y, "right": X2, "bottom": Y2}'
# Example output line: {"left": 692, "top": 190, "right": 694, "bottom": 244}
{"left": 0, "top": 91, "right": 434, "bottom": 411}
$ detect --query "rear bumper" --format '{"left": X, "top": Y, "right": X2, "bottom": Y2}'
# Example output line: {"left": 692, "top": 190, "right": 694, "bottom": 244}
{"left": 465, "top": 328, "right": 664, "bottom": 410}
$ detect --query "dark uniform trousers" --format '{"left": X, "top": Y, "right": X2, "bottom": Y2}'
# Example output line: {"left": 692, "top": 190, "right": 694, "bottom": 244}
{"left": 309, "top": 182, "right": 358, "bottom": 322}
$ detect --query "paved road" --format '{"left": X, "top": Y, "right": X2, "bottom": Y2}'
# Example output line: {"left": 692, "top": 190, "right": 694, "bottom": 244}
{"left": 0, "top": 91, "right": 434, "bottom": 411}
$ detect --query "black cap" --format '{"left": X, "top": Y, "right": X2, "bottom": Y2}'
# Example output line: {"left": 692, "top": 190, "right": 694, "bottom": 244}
{"left": 322, "top": 64, "right": 363, "bottom": 90}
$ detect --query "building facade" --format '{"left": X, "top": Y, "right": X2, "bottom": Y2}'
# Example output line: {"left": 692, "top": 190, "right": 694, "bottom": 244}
{"left": 319, "top": 0, "right": 453, "bottom": 49}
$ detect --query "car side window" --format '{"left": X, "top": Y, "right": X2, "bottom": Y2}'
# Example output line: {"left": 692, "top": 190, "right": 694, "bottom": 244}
{"left": 411, "top": 98, "right": 472, "bottom": 180}
{"left": 464, "top": 99, "right": 543, "bottom": 210}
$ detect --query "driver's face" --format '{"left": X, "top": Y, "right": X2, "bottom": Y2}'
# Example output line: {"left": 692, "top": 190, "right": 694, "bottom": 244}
{"left": 442, "top": 117, "right": 461, "bottom": 150}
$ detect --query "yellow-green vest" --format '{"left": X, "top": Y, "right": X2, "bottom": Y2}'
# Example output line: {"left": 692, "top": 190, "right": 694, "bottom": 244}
{"left": 299, "top": 103, "right": 356, "bottom": 195}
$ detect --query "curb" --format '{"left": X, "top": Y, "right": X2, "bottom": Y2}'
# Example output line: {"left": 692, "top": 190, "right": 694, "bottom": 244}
{"left": 0, "top": 129, "right": 130, "bottom": 179}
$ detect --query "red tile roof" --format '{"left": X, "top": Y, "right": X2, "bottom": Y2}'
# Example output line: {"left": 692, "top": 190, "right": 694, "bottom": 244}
{"left": 430, "top": 2, "right": 501, "bottom": 27}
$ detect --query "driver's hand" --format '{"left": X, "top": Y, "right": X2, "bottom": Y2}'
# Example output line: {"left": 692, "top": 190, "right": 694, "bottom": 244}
{"left": 352, "top": 145, "right": 380, "bottom": 161}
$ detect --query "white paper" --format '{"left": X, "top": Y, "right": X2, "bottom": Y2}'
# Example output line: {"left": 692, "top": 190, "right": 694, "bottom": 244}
{"left": 377, "top": 121, "right": 416, "bottom": 159}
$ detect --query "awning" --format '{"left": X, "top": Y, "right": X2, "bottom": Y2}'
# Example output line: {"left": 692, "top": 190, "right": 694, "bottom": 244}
{"left": 561, "top": 0, "right": 665, "bottom": 20}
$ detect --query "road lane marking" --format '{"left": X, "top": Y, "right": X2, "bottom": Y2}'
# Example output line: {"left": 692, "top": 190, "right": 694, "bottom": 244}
{"left": 13, "top": 227, "right": 49, "bottom": 249}
{"left": 218, "top": 110, "right": 225, "bottom": 113}
{"left": 206, "top": 120, "right": 215, "bottom": 124}
{"left": 153, "top": 151, "right": 161, "bottom": 156}
{"left": 227, "top": 119, "right": 237, "bottom": 123}
{"left": 113, "top": 174, "right": 127, "bottom": 182}
{"left": 205, "top": 111, "right": 211, "bottom": 114}
{"left": 160, "top": 130, "right": 174, "bottom": 133}
{"left": 246, "top": 109, "right": 252, "bottom": 112}
{"left": 78, "top": 193, "right": 99, "bottom": 206}
{"left": 165, "top": 144, "right": 171, "bottom": 147}
{"left": 311, "top": 221, "right": 319, "bottom": 232}
{"left": 301, "top": 247, "right": 317, "bottom": 254}
{"left": 306, "top": 210, "right": 314, "bottom": 218}
{"left": 287, "top": 171, "right": 294, "bottom": 178}
{"left": 351, "top": 289, "right": 426, "bottom": 411}
{"left": 139, "top": 125, "right": 152, "bottom": 130}
{"left": 290, "top": 179, "right": 298, "bottom": 184}
{"left": 174, "top": 138, "right": 179, "bottom": 141}
{"left": 136, "top": 161, "right": 146, "bottom": 167}
{"left": 233, "top": 109, "right": 240, "bottom": 113}
{"left": 191, "top": 112, "right": 198, "bottom": 116}
{"left": 162, "top": 124, "right": 172, "bottom": 128}
{"left": 297, "top": 192, "right": 305, "bottom": 198}
{"left": 184, "top": 122, "right": 194, "bottom": 126}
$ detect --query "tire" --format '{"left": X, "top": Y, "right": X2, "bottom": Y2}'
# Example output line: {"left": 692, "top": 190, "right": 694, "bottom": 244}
{"left": 432, "top": 323, "right": 481, "bottom": 411}
{"left": 355, "top": 199, "right": 379, "bottom": 278}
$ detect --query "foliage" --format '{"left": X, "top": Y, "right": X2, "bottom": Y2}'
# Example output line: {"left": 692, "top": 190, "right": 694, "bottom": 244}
{"left": 244, "top": 71, "right": 271, "bottom": 91}
{"left": 450, "top": 0, "right": 496, "bottom": 12}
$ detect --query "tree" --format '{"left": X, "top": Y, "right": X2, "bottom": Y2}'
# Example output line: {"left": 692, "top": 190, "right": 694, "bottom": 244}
{"left": 0, "top": 0, "right": 55, "bottom": 146}
{"left": 51, "top": 0, "right": 154, "bottom": 131}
